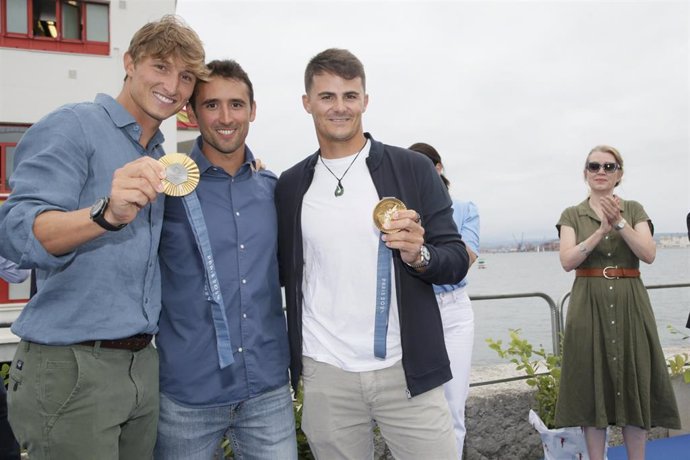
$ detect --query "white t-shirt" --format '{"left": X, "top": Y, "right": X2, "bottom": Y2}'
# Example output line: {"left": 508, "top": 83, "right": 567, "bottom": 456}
{"left": 301, "top": 142, "right": 402, "bottom": 372}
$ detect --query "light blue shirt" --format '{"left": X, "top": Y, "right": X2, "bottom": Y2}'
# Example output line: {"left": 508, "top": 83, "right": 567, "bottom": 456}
{"left": 0, "top": 256, "right": 30, "bottom": 284}
{"left": 157, "top": 138, "right": 289, "bottom": 406}
{"left": 0, "top": 94, "right": 165, "bottom": 344}
{"left": 434, "top": 199, "right": 480, "bottom": 294}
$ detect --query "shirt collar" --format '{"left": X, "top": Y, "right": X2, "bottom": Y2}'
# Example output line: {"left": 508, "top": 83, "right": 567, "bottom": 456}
{"left": 190, "top": 136, "right": 257, "bottom": 176}
{"left": 95, "top": 93, "right": 165, "bottom": 149}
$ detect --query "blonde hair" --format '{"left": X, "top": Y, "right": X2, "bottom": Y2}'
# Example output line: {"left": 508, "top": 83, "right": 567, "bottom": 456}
{"left": 585, "top": 144, "right": 624, "bottom": 187}
{"left": 126, "top": 15, "right": 208, "bottom": 81}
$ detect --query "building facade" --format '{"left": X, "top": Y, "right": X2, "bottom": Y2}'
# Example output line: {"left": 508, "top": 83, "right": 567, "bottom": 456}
{"left": 0, "top": 0, "right": 175, "bottom": 350}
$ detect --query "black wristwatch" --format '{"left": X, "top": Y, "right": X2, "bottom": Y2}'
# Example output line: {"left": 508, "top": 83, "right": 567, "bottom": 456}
{"left": 90, "top": 197, "right": 126, "bottom": 231}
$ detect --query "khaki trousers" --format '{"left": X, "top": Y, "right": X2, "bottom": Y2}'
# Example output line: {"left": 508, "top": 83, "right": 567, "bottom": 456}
{"left": 301, "top": 357, "right": 457, "bottom": 460}
{"left": 8, "top": 340, "right": 159, "bottom": 460}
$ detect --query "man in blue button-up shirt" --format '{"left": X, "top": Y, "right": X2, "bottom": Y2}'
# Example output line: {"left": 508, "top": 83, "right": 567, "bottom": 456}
{"left": 0, "top": 16, "right": 207, "bottom": 459}
{"left": 155, "top": 60, "right": 296, "bottom": 460}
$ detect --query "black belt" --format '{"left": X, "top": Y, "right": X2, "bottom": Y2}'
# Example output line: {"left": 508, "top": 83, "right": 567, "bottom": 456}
{"left": 77, "top": 333, "right": 152, "bottom": 352}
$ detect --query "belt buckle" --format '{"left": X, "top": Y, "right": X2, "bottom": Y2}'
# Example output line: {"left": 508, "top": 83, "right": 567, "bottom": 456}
{"left": 602, "top": 266, "right": 617, "bottom": 280}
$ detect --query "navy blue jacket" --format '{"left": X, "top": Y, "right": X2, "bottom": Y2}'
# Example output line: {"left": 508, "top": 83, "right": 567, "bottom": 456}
{"left": 276, "top": 133, "right": 469, "bottom": 397}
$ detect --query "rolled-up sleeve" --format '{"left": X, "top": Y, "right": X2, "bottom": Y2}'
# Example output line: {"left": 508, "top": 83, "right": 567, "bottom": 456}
{"left": 0, "top": 108, "right": 90, "bottom": 269}
{"left": 456, "top": 200, "right": 480, "bottom": 256}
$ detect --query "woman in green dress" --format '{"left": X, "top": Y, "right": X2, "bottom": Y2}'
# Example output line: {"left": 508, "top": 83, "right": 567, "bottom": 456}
{"left": 554, "top": 145, "right": 680, "bottom": 460}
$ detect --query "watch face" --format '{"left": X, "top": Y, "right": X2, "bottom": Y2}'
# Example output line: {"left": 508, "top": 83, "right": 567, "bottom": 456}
{"left": 90, "top": 197, "right": 107, "bottom": 218}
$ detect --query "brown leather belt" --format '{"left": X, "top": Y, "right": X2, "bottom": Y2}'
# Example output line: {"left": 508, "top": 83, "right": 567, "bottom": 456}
{"left": 78, "top": 333, "right": 152, "bottom": 352}
{"left": 576, "top": 267, "right": 640, "bottom": 279}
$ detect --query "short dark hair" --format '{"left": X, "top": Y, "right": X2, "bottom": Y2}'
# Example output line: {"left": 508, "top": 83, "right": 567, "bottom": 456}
{"left": 304, "top": 48, "right": 366, "bottom": 93}
{"left": 189, "top": 59, "right": 254, "bottom": 109}
{"left": 408, "top": 142, "right": 451, "bottom": 190}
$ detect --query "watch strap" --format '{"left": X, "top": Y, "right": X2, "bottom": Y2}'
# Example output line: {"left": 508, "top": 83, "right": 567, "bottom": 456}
{"left": 92, "top": 197, "right": 127, "bottom": 231}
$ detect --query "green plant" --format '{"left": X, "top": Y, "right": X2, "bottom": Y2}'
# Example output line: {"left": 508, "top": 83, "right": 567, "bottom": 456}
{"left": 666, "top": 325, "right": 690, "bottom": 383}
{"left": 486, "top": 329, "right": 561, "bottom": 428}
{"left": 1, "top": 362, "right": 9, "bottom": 388}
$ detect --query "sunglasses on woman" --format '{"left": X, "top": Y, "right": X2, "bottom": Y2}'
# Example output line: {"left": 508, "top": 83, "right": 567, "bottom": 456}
{"left": 586, "top": 162, "right": 620, "bottom": 174}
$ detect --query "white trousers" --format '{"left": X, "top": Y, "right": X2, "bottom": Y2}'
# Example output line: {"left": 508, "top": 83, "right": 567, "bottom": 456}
{"left": 437, "top": 286, "right": 474, "bottom": 459}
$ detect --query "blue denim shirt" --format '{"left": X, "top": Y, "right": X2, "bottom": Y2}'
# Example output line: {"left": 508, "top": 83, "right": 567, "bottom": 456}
{"left": 0, "top": 94, "right": 165, "bottom": 343}
{"left": 157, "top": 138, "right": 289, "bottom": 407}
{"left": 434, "top": 200, "right": 480, "bottom": 294}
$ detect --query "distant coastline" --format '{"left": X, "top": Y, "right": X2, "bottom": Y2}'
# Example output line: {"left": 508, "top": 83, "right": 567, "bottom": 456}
{"left": 482, "top": 232, "right": 689, "bottom": 254}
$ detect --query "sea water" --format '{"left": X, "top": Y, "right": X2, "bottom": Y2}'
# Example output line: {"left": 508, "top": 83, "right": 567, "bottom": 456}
{"left": 468, "top": 247, "right": 690, "bottom": 365}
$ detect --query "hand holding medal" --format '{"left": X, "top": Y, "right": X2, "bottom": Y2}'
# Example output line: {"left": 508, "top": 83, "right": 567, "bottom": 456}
{"left": 158, "top": 153, "right": 200, "bottom": 196}
{"left": 373, "top": 197, "right": 426, "bottom": 267}
{"left": 373, "top": 197, "right": 407, "bottom": 234}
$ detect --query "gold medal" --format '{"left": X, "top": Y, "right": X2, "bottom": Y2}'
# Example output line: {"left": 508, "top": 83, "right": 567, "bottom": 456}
{"left": 373, "top": 197, "right": 407, "bottom": 234}
{"left": 159, "top": 153, "right": 200, "bottom": 196}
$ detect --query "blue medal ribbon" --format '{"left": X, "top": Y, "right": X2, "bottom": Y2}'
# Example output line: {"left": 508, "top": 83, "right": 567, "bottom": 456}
{"left": 374, "top": 236, "right": 392, "bottom": 358}
{"left": 182, "top": 191, "right": 235, "bottom": 368}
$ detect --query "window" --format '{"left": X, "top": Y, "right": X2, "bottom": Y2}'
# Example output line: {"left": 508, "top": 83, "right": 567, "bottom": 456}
{"left": 0, "top": 0, "right": 109, "bottom": 55}
{"left": 0, "top": 125, "right": 29, "bottom": 194}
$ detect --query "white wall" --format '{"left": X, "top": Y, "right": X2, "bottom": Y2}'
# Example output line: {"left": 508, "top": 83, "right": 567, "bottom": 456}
{"left": 0, "top": 0, "right": 178, "bottom": 151}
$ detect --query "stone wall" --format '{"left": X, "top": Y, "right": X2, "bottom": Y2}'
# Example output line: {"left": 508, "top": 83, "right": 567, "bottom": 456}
{"left": 462, "top": 365, "right": 669, "bottom": 459}
{"left": 464, "top": 384, "right": 542, "bottom": 459}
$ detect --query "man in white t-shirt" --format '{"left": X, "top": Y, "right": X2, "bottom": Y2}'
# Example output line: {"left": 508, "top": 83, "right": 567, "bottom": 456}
{"left": 276, "top": 48, "right": 470, "bottom": 459}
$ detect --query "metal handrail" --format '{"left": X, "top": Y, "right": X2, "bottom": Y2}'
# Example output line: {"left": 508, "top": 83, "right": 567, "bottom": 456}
{"left": 470, "top": 283, "right": 690, "bottom": 388}
{"left": 470, "top": 292, "right": 562, "bottom": 356}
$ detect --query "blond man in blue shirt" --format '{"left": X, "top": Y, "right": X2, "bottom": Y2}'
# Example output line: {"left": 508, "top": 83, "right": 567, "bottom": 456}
{"left": 0, "top": 16, "right": 207, "bottom": 459}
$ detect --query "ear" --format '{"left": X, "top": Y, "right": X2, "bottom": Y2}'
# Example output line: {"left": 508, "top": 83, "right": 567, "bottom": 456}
{"left": 249, "top": 100, "right": 257, "bottom": 122}
{"left": 362, "top": 93, "right": 369, "bottom": 113}
{"left": 123, "top": 52, "right": 135, "bottom": 79}
{"left": 302, "top": 94, "right": 312, "bottom": 114}
{"left": 435, "top": 163, "right": 444, "bottom": 175}
{"left": 187, "top": 103, "right": 198, "bottom": 125}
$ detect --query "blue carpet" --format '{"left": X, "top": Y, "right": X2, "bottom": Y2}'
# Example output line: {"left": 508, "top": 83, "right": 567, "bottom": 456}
{"left": 606, "top": 434, "right": 690, "bottom": 459}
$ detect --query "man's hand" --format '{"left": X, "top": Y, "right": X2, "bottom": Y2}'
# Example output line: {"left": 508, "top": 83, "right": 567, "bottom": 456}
{"left": 381, "top": 209, "right": 425, "bottom": 265}
{"left": 107, "top": 157, "right": 166, "bottom": 226}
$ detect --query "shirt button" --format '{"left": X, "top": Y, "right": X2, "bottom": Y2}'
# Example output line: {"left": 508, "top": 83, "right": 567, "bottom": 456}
{"left": 611, "top": 320, "right": 615, "bottom": 325}
{"left": 242, "top": 313, "right": 247, "bottom": 319}
{"left": 607, "top": 253, "right": 612, "bottom": 257}
{"left": 236, "top": 211, "right": 240, "bottom": 216}
{"left": 242, "top": 279, "right": 247, "bottom": 284}
{"left": 612, "top": 339, "right": 616, "bottom": 344}
{"left": 610, "top": 304, "right": 614, "bottom": 308}
{"left": 613, "top": 357, "right": 617, "bottom": 361}
{"left": 605, "top": 236, "right": 609, "bottom": 240}
{"left": 238, "top": 347, "right": 243, "bottom": 352}
{"left": 617, "top": 392, "right": 621, "bottom": 396}
{"left": 609, "top": 286, "right": 613, "bottom": 290}
{"left": 240, "top": 244, "right": 245, "bottom": 250}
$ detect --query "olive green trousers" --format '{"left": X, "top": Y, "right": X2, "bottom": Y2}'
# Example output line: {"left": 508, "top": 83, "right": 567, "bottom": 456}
{"left": 8, "top": 340, "right": 159, "bottom": 460}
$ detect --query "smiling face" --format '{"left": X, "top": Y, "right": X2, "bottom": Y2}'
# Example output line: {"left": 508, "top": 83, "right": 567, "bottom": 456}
{"left": 122, "top": 53, "right": 196, "bottom": 129}
{"left": 302, "top": 72, "right": 368, "bottom": 154}
{"left": 585, "top": 149, "right": 623, "bottom": 193}
{"left": 189, "top": 76, "right": 256, "bottom": 165}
